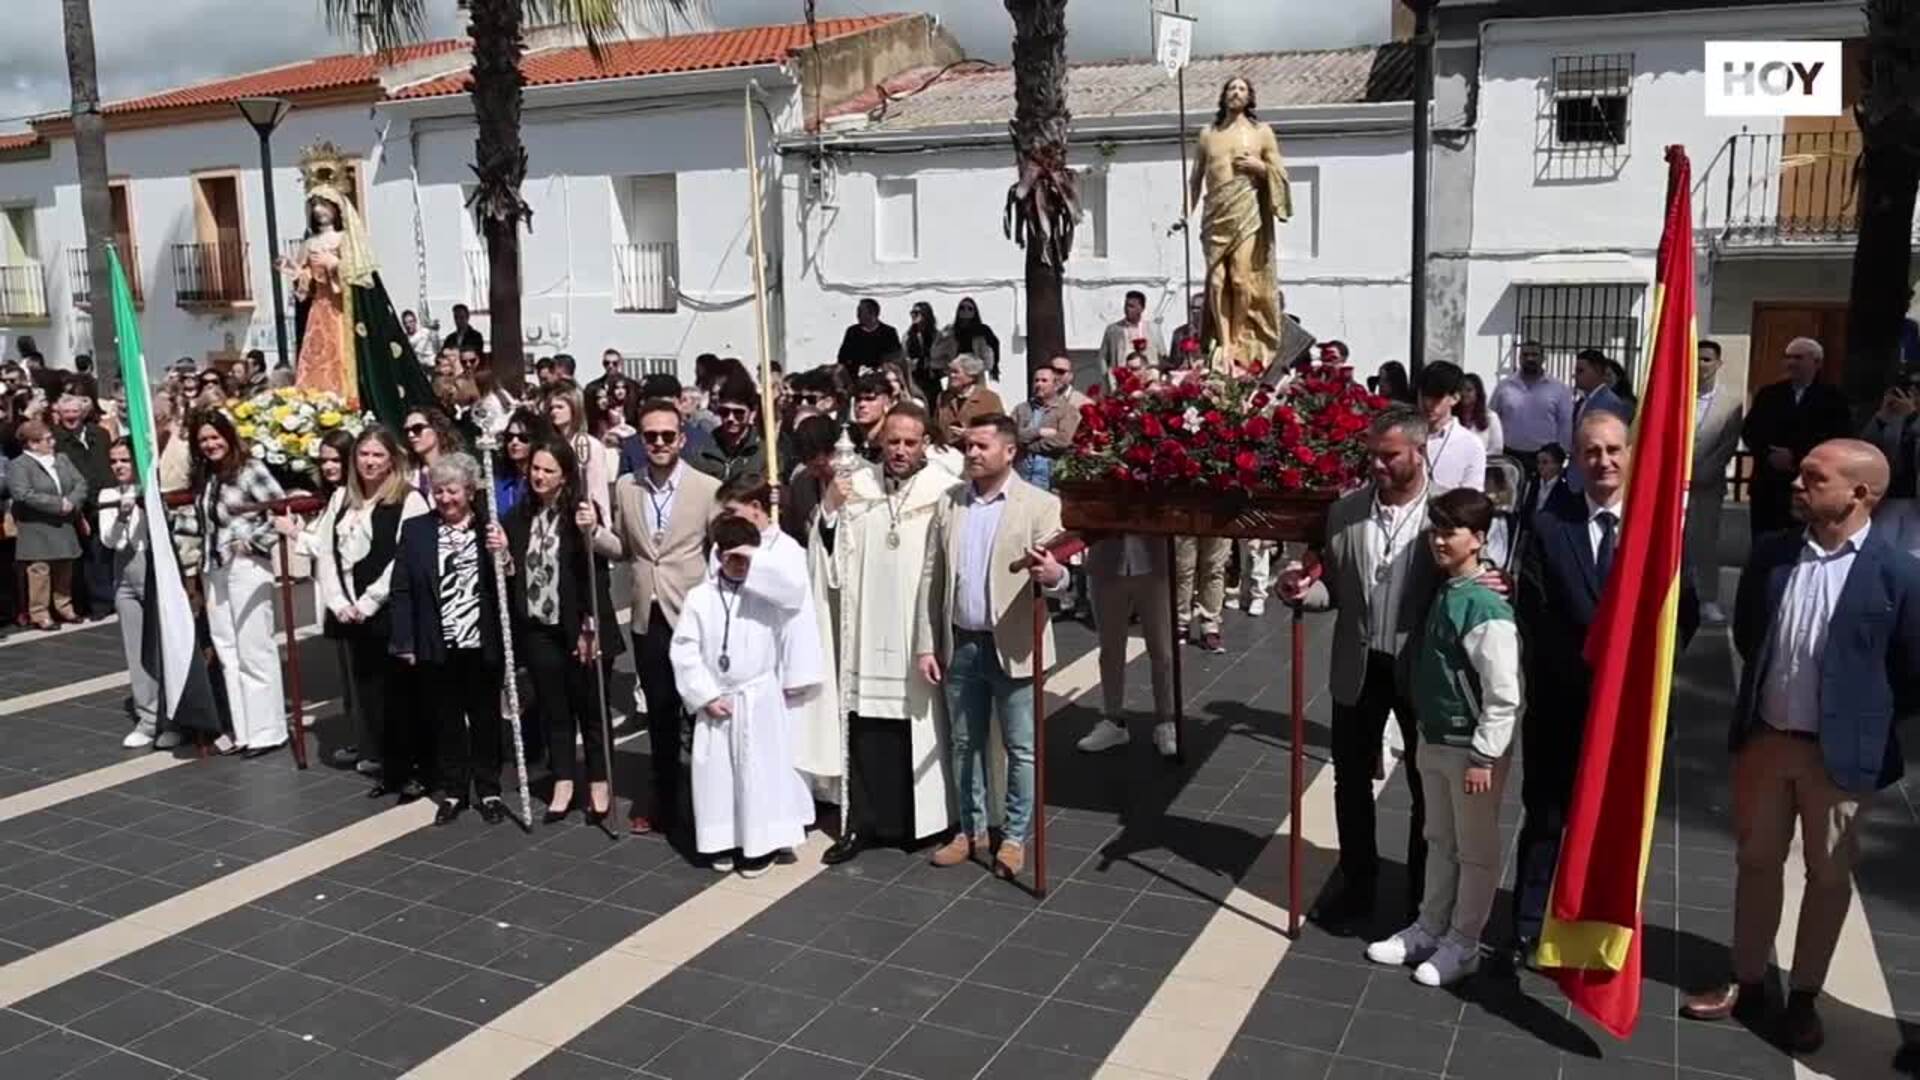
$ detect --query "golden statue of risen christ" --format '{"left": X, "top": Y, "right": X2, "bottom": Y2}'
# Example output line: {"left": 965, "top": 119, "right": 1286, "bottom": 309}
{"left": 1187, "top": 76, "right": 1292, "bottom": 371}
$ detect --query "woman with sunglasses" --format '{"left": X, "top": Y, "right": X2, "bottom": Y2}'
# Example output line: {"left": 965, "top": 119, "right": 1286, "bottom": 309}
{"left": 401, "top": 407, "right": 466, "bottom": 498}
{"left": 489, "top": 435, "right": 623, "bottom": 823}
{"left": 543, "top": 382, "right": 614, "bottom": 527}
{"left": 274, "top": 428, "right": 376, "bottom": 771}
{"left": 194, "top": 369, "right": 230, "bottom": 409}
{"left": 904, "top": 300, "right": 941, "bottom": 404}
{"left": 493, "top": 407, "right": 548, "bottom": 522}
{"left": 317, "top": 427, "right": 430, "bottom": 797}
{"left": 182, "top": 409, "right": 287, "bottom": 757}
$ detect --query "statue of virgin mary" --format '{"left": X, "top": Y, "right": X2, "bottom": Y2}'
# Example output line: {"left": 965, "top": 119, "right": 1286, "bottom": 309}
{"left": 277, "top": 143, "right": 435, "bottom": 427}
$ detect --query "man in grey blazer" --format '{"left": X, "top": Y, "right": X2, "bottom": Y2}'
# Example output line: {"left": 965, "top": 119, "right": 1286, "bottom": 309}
{"left": 1687, "top": 339, "right": 1744, "bottom": 623}
{"left": 1278, "top": 408, "right": 1437, "bottom": 929}
{"left": 915, "top": 413, "right": 1069, "bottom": 880}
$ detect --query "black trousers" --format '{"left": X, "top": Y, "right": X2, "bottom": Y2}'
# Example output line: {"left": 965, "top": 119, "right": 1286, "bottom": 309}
{"left": 1511, "top": 688, "right": 1586, "bottom": 943}
{"left": 78, "top": 510, "right": 116, "bottom": 617}
{"left": 432, "top": 648, "right": 504, "bottom": 803}
{"left": 1330, "top": 650, "right": 1426, "bottom": 901}
{"left": 355, "top": 633, "right": 426, "bottom": 789}
{"left": 847, "top": 713, "right": 915, "bottom": 843}
{"left": 523, "top": 622, "right": 606, "bottom": 786}
{"left": 634, "top": 605, "right": 686, "bottom": 826}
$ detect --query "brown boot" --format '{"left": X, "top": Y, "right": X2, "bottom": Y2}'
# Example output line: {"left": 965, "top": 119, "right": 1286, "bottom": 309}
{"left": 995, "top": 840, "right": 1026, "bottom": 879}
{"left": 930, "top": 833, "right": 978, "bottom": 867}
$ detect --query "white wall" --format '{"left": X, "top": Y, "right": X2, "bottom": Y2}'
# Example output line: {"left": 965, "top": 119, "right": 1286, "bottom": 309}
{"left": 779, "top": 122, "right": 1413, "bottom": 398}
{"left": 1456, "top": 2, "right": 1864, "bottom": 384}
{"left": 0, "top": 150, "right": 63, "bottom": 363}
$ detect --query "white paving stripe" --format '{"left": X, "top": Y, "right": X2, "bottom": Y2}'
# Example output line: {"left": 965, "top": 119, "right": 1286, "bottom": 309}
{"left": 0, "top": 697, "right": 340, "bottom": 824}
{"left": 409, "top": 635, "right": 1122, "bottom": 1080}
{"left": 0, "top": 672, "right": 137, "bottom": 718}
{"left": 0, "top": 799, "right": 437, "bottom": 1009}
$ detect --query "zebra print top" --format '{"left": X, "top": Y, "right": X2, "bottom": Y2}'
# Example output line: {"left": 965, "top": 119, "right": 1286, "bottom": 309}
{"left": 436, "top": 520, "right": 484, "bottom": 650}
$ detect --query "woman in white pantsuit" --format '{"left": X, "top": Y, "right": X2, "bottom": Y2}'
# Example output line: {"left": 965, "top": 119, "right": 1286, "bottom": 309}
{"left": 186, "top": 410, "right": 288, "bottom": 757}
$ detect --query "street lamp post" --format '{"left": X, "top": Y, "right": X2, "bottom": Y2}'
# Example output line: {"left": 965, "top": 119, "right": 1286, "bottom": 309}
{"left": 1408, "top": 0, "right": 1438, "bottom": 379}
{"left": 236, "top": 96, "right": 294, "bottom": 373}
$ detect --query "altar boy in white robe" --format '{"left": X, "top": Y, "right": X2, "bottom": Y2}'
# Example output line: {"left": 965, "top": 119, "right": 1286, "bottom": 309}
{"left": 810, "top": 405, "right": 959, "bottom": 865}
{"left": 672, "top": 513, "right": 822, "bottom": 876}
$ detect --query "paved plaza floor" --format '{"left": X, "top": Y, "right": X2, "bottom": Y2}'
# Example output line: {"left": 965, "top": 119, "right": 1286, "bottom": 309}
{"left": 0, "top": 574, "right": 1914, "bottom": 1079}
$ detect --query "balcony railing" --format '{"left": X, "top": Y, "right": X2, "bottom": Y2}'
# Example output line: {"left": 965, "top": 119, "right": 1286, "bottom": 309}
{"left": 172, "top": 239, "right": 252, "bottom": 305}
{"left": 614, "top": 241, "right": 678, "bottom": 313}
{"left": 0, "top": 262, "right": 49, "bottom": 320}
{"left": 463, "top": 248, "right": 490, "bottom": 314}
{"left": 67, "top": 246, "right": 142, "bottom": 308}
{"left": 1705, "top": 129, "right": 1863, "bottom": 246}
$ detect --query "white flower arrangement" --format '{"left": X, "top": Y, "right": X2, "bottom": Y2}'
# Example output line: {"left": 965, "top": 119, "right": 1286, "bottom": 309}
{"left": 224, "top": 387, "right": 365, "bottom": 483}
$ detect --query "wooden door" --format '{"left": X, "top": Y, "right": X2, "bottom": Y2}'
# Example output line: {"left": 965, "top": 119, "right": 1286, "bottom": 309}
{"left": 1775, "top": 39, "right": 1864, "bottom": 234}
{"left": 1748, "top": 301, "right": 1849, "bottom": 397}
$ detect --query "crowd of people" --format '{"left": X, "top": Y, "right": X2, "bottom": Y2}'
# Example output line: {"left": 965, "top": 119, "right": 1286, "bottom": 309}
{"left": 5, "top": 291, "right": 1914, "bottom": 1051}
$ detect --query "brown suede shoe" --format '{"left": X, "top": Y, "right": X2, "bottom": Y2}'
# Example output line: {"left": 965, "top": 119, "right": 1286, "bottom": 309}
{"left": 930, "top": 833, "right": 978, "bottom": 868}
{"left": 995, "top": 840, "right": 1026, "bottom": 879}
{"left": 1681, "top": 980, "right": 1770, "bottom": 1025}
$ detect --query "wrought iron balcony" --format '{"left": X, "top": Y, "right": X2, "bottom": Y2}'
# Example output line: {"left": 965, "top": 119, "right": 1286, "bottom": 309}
{"left": 172, "top": 239, "right": 253, "bottom": 306}
{"left": 0, "top": 262, "right": 49, "bottom": 320}
{"left": 67, "top": 246, "right": 142, "bottom": 308}
{"left": 613, "top": 241, "right": 678, "bottom": 313}
{"left": 1702, "top": 129, "right": 1862, "bottom": 247}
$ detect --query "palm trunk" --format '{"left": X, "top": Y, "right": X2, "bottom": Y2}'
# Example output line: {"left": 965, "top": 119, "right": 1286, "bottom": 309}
{"left": 1843, "top": 0, "right": 1920, "bottom": 416}
{"left": 1003, "top": 0, "right": 1074, "bottom": 366}
{"left": 62, "top": 0, "right": 118, "bottom": 380}
{"left": 469, "top": 0, "right": 531, "bottom": 393}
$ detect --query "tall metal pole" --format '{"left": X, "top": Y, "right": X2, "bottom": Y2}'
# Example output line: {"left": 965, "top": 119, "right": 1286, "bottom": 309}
{"left": 1409, "top": 0, "right": 1435, "bottom": 378}
{"left": 1174, "top": 0, "right": 1194, "bottom": 319}
{"left": 257, "top": 131, "right": 291, "bottom": 373}
{"left": 743, "top": 84, "right": 781, "bottom": 496}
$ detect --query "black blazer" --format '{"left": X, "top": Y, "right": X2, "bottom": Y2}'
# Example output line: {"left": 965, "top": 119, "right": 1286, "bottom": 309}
{"left": 1740, "top": 380, "right": 1852, "bottom": 530}
{"left": 1519, "top": 487, "right": 1698, "bottom": 705}
{"left": 501, "top": 497, "right": 625, "bottom": 659}
{"left": 1732, "top": 527, "right": 1920, "bottom": 793}
{"left": 388, "top": 513, "right": 504, "bottom": 668}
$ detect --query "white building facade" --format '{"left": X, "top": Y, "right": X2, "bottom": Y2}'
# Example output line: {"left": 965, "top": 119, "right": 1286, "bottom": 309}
{"left": 1432, "top": 0, "right": 1877, "bottom": 398}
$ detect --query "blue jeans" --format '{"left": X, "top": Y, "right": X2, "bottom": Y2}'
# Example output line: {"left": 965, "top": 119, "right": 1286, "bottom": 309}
{"left": 944, "top": 629, "right": 1035, "bottom": 844}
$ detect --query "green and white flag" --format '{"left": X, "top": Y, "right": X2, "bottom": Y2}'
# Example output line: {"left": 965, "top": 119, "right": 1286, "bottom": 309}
{"left": 109, "top": 246, "right": 218, "bottom": 732}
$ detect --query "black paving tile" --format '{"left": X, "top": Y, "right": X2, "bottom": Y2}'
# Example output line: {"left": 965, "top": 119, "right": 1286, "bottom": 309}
{"left": 969, "top": 943, "right": 1076, "bottom": 997}
{"left": 840, "top": 964, "right": 957, "bottom": 1021}
{"left": 418, "top": 967, "right": 541, "bottom": 1024}
{"left": 570, "top": 1007, "right": 692, "bottom": 1070}
{"left": 282, "top": 986, "right": 397, "bottom": 1047}
{"left": 197, "top": 1026, "right": 332, "bottom": 1080}
{"left": 1009, "top": 999, "right": 1132, "bottom": 1060}
{"left": 5, "top": 1027, "right": 115, "bottom": 1079}
{"left": 787, "top": 1003, "right": 912, "bottom": 1066}
{"left": 704, "top": 985, "right": 831, "bottom": 1043}
{"left": 924, "top": 981, "right": 1045, "bottom": 1040}
{"left": 629, "top": 967, "right": 751, "bottom": 1023}
{"left": 642, "top": 1025, "right": 775, "bottom": 1080}
{"left": 127, "top": 1007, "right": 257, "bottom": 1071}
{"left": 1336, "top": 1010, "right": 1454, "bottom": 1074}
{"left": 517, "top": 1049, "right": 630, "bottom": 1080}
{"left": 874, "top": 1022, "right": 1001, "bottom": 1080}
{"left": 741, "top": 1047, "right": 863, "bottom": 1080}
{"left": 805, "top": 914, "right": 918, "bottom": 963}
{"left": 15, "top": 971, "right": 141, "bottom": 1025}
{"left": 763, "top": 948, "right": 874, "bottom": 1000}
{"left": 60, "top": 1049, "right": 179, "bottom": 1080}
{"left": 352, "top": 1007, "right": 474, "bottom": 1070}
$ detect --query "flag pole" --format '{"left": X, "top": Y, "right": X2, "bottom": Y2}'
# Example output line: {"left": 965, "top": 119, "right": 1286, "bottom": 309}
{"left": 744, "top": 83, "right": 780, "bottom": 494}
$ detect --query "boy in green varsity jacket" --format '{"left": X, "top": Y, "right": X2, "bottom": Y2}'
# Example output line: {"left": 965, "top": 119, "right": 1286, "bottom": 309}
{"left": 1365, "top": 487, "right": 1522, "bottom": 988}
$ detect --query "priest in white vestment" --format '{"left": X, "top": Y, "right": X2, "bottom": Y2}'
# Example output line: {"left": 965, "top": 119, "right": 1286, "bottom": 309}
{"left": 810, "top": 406, "right": 960, "bottom": 864}
{"left": 672, "top": 514, "right": 821, "bottom": 875}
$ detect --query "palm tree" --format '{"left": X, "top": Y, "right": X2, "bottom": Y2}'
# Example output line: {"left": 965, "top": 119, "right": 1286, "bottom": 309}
{"left": 1001, "top": 0, "right": 1076, "bottom": 363}
{"left": 329, "top": 1, "right": 679, "bottom": 390}
{"left": 62, "top": 0, "right": 118, "bottom": 377}
{"left": 1842, "top": 0, "right": 1920, "bottom": 415}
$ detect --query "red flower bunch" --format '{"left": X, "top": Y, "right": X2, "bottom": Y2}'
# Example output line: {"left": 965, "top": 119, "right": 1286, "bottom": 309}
{"left": 1058, "top": 359, "right": 1381, "bottom": 495}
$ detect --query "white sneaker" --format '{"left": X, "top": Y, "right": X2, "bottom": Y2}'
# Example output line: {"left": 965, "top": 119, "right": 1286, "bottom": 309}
{"left": 1413, "top": 936, "right": 1481, "bottom": 987}
{"left": 154, "top": 731, "right": 184, "bottom": 750}
{"left": 122, "top": 730, "right": 155, "bottom": 749}
{"left": 1366, "top": 923, "right": 1442, "bottom": 967}
{"left": 1224, "top": 594, "right": 1241, "bottom": 612}
{"left": 1701, "top": 601, "right": 1728, "bottom": 626}
{"left": 1246, "top": 596, "right": 1267, "bottom": 617}
{"left": 739, "top": 858, "right": 771, "bottom": 879}
{"left": 1077, "top": 719, "right": 1129, "bottom": 753}
{"left": 1152, "top": 722, "right": 1178, "bottom": 758}
{"left": 710, "top": 855, "right": 735, "bottom": 874}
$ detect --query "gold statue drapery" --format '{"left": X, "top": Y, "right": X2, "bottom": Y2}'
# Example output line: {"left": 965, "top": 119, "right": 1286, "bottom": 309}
{"left": 1191, "top": 117, "right": 1291, "bottom": 371}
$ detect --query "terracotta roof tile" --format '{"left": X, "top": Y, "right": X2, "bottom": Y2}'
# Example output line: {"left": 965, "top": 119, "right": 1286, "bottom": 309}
{"left": 100, "top": 40, "right": 468, "bottom": 116}
{"left": 392, "top": 15, "right": 902, "bottom": 100}
{"left": 0, "top": 132, "right": 41, "bottom": 151}
{"left": 826, "top": 44, "right": 1415, "bottom": 133}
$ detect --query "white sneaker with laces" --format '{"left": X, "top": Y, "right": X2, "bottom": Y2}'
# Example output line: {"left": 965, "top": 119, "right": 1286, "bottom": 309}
{"left": 1413, "top": 936, "right": 1482, "bottom": 987}
{"left": 1247, "top": 596, "right": 1267, "bottom": 617}
{"left": 154, "top": 731, "right": 184, "bottom": 750}
{"left": 122, "top": 730, "right": 155, "bottom": 749}
{"left": 1152, "top": 722, "right": 1178, "bottom": 758}
{"left": 1701, "top": 601, "right": 1728, "bottom": 626}
{"left": 1077, "top": 719, "right": 1129, "bottom": 753}
{"left": 1366, "top": 923, "right": 1442, "bottom": 967}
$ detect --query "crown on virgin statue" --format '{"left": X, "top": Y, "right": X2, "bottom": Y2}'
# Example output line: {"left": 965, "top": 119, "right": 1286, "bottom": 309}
{"left": 298, "top": 142, "right": 352, "bottom": 195}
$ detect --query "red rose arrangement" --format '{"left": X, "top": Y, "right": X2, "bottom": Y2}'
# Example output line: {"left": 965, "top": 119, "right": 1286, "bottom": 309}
{"left": 1059, "top": 359, "right": 1387, "bottom": 494}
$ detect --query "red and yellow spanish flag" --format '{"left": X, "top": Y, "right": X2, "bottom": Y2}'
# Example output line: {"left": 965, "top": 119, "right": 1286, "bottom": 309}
{"left": 1533, "top": 145, "right": 1698, "bottom": 1037}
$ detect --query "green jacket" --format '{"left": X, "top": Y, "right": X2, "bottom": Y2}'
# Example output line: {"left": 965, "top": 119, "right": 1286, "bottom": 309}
{"left": 1409, "top": 575, "right": 1523, "bottom": 765}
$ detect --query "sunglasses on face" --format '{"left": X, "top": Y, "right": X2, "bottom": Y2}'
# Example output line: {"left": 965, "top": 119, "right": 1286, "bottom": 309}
{"left": 640, "top": 430, "right": 678, "bottom": 446}
{"left": 798, "top": 394, "right": 829, "bottom": 406}
{"left": 404, "top": 423, "right": 430, "bottom": 437}
{"left": 715, "top": 406, "right": 751, "bottom": 420}
{"left": 505, "top": 431, "right": 530, "bottom": 443}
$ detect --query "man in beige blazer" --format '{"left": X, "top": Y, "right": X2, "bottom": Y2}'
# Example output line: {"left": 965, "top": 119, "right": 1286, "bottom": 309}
{"left": 914, "top": 413, "right": 1068, "bottom": 879}
{"left": 593, "top": 399, "right": 720, "bottom": 836}
{"left": 1687, "top": 339, "right": 1744, "bottom": 624}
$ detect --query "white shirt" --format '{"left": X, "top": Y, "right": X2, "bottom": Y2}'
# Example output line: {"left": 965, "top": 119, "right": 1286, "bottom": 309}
{"left": 639, "top": 462, "right": 683, "bottom": 540}
{"left": 1585, "top": 494, "right": 1624, "bottom": 563}
{"left": 1363, "top": 486, "right": 1429, "bottom": 653}
{"left": 953, "top": 482, "right": 1010, "bottom": 632}
{"left": 1426, "top": 417, "right": 1487, "bottom": 494}
{"left": 1695, "top": 384, "right": 1719, "bottom": 431}
{"left": 24, "top": 451, "right": 60, "bottom": 495}
{"left": 1761, "top": 522, "right": 1871, "bottom": 735}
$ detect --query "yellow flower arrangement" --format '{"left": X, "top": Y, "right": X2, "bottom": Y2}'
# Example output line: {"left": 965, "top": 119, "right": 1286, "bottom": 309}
{"left": 220, "top": 387, "right": 366, "bottom": 483}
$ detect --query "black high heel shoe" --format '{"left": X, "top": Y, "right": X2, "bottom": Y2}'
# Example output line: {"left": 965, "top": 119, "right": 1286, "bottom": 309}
{"left": 584, "top": 804, "right": 610, "bottom": 828}
{"left": 542, "top": 805, "right": 572, "bottom": 824}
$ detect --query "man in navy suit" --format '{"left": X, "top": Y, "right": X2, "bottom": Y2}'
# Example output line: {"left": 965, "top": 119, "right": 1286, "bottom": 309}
{"left": 1566, "top": 349, "right": 1632, "bottom": 495}
{"left": 1739, "top": 337, "right": 1852, "bottom": 538}
{"left": 1683, "top": 439, "right": 1920, "bottom": 1053}
{"left": 1508, "top": 410, "right": 1696, "bottom": 966}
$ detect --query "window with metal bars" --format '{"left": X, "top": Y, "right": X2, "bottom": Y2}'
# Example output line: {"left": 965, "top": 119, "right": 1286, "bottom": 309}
{"left": 1512, "top": 283, "right": 1645, "bottom": 384}
{"left": 1551, "top": 54, "right": 1632, "bottom": 148}
{"left": 619, "top": 356, "right": 679, "bottom": 381}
